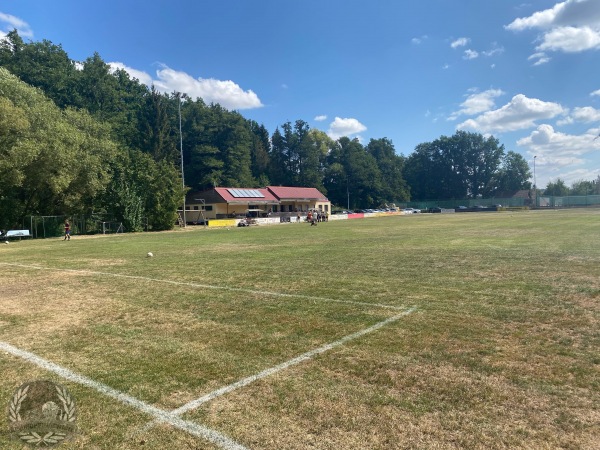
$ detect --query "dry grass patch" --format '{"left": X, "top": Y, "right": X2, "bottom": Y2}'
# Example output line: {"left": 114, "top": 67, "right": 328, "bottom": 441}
{"left": 1, "top": 210, "right": 599, "bottom": 449}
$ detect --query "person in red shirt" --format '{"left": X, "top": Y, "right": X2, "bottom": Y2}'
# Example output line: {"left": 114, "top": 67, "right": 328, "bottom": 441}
{"left": 64, "top": 220, "right": 71, "bottom": 241}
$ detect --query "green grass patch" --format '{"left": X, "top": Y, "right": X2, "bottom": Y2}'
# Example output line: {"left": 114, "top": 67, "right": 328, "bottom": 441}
{"left": 0, "top": 209, "right": 599, "bottom": 449}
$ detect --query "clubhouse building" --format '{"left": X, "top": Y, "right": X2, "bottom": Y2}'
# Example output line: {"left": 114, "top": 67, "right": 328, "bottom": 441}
{"left": 184, "top": 186, "right": 330, "bottom": 223}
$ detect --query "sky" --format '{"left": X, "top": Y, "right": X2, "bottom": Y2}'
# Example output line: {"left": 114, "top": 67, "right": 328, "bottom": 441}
{"left": 1, "top": 0, "right": 600, "bottom": 189}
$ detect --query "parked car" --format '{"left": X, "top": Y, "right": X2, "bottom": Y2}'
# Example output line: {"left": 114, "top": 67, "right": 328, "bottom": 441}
{"left": 428, "top": 207, "right": 442, "bottom": 213}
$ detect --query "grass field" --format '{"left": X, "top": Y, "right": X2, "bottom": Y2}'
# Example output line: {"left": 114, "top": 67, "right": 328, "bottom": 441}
{"left": 0, "top": 209, "right": 599, "bottom": 449}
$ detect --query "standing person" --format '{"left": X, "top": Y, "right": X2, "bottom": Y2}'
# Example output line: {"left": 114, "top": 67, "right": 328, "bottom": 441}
{"left": 64, "top": 220, "right": 71, "bottom": 241}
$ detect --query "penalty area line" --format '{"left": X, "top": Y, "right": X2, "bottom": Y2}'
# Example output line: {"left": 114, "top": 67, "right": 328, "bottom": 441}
{"left": 0, "top": 342, "right": 248, "bottom": 450}
{"left": 153, "top": 307, "right": 414, "bottom": 424}
{"left": 0, "top": 262, "right": 405, "bottom": 311}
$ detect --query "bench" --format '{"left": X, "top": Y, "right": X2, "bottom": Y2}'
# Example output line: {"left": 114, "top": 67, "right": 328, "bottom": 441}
{"left": 1, "top": 230, "right": 32, "bottom": 241}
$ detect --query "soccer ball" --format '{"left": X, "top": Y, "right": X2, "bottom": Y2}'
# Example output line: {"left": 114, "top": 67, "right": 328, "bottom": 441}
{"left": 4, "top": 241, "right": 8, "bottom": 245}
{"left": 147, "top": 252, "right": 153, "bottom": 257}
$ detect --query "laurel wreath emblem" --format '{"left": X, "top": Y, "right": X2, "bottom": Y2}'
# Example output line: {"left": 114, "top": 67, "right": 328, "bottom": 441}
{"left": 17, "top": 431, "right": 67, "bottom": 445}
{"left": 8, "top": 384, "right": 29, "bottom": 422}
{"left": 8, "top": 381, "right": 77, "bottom": 447}
{"left": 55, "top": 385, "right": 77, "bottom": 422}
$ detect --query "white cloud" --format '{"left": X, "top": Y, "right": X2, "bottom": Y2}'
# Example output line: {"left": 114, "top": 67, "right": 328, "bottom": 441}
{"left": 451, "top": 37, "right": 470, "bottom": 48}
{"left": 506, "top": 0, "right": 600, "bottom": 56}
{"left": 567, "top": 106, "right": 600, "bottom": 123}
{"left": 558, "top": 105, "right": 600, "bottom": 125}
{"left": 528, "top": 52, "right": 551, "bottom": 65}
{"left": 463, "top": 49, "right": 479, "bottom": 59}
{"left": 0, "top": 12, "right": 33, "bottom": 38}
{"left": 457, "top": 94, "right": 565, "bottom": 133}
{"left": 516, "top": 124, "right": 600, "bottom": 179}
{"left": 556, "top": 116, "right": 574, "bottom": 126}
{"left": 482, "top": 46, "right": 505, "bottom": 57}
{"left": 591, "top": 89, "right": 600, "bottom": 96}
{"left": 536, "top": 26, "right": 600, "bottom": 52}
{"left": 449, "top": 89, "right": 504, "bottom": 120}
{"left": 314, "top": 115, "right": 327, "bottom": 122}
{"left": 109, "top": 62, "right": 154, "bottom": 86}
{"left": 153, "top": 66, "right": 263, "bottom": 110}
{"left": 109, "top": 63, "right": 263, "bottom": 110}
{"left": 506, "top": 1, "right": 567, "bottom": 30}
{"left": 327, "top": 117, "right": 367, "bottom": 140}
{"left": 506, "top": 0, "right": 600, "bottom": 31}
{"left": 411, "top": 35, "right": 428, "bottom": 45}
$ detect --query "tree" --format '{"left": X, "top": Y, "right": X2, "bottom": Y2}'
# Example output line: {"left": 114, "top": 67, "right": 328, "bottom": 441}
{"left": 403, "top": 142, "right": 440, "bottom": 201}
{"left": 544, "top": 178, "right": 569, "bottom": 196}
{"left": 133, "top": 87, "right": 178, "bottom": 162}
{"left": 403, "top": 131, "right": 505, "bottom": 200}
{"left": 298, "top": 129, "right": 330, "bottom": 191}
{"left": 249, "top": 121, "right": 271, "bottom": 185}
{"left": 269, "top": 127, "right": 290, "bottom": 185}
{"left": 0, "top": 30, "right": 80, "bottom": 109}
{"left": 569, "top": 179, "right": 595, "bottom": 196}
{"left": 217, "top": 109, "right": 254, "bottom": 187}
{"left": 453, "top": 131, "right": 504, "bottom": 198}
{"left": 0, "top": 68, "right": 117, "bottom": 227}
{"left": 366, "top": 138, "right": 409, "bottom": 203}
{"left": 0, "top": 67, "right": 182, "bottom": 231}
{"left": 324, "top": 137, "right": 382, "bottom": 209}
{"left": 487, "top": 151, "right": 531, "bottom": 195}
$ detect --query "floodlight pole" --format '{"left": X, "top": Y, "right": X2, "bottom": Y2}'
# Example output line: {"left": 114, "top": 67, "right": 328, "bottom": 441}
{"left": 533, "top": 155, "right": 537, "bottom": 207}
{"left": 178, "top": 92, "right": 186, "bottom": 227}
{"left": 346, "top": 176, "right": 350, "bottom": 210}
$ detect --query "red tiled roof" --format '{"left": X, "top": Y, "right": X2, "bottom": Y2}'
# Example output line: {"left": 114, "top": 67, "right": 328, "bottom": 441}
{"left": 267, "top": 186, "right": 329, "bottom": 201}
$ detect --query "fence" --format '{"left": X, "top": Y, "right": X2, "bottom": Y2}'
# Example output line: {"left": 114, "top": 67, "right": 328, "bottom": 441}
{"left": 24, "top": 215, "right": 136, "bottom": 238}
{"left": 405, "top": 194, "right": 600, "bottom": 210}
{"left": 537, "top": 195, "right": 600, "bottom": 208}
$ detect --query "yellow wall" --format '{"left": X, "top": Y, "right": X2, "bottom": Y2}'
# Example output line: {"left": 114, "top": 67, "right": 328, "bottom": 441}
{"left": 208, "top": 219, "right": 237, "bottom": 227}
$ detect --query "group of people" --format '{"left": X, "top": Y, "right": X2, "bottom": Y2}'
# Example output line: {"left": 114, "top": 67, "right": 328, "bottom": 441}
{"left": 304, "top": 210, "right": 328, "bottom": 226}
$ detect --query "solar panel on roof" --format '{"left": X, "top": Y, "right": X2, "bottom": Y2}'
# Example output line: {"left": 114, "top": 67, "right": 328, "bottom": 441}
{"left": 227, "top": 188, "right": 264, "bottom": 198}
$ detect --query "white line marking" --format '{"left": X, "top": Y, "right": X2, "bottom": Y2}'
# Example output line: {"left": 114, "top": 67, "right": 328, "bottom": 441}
{"left": 172, "top": 307, "right": 415, "bottom": 416}
{"left": 0, "top": 342, "right": 248, "bottom": 450}
{"left": 0, "top": 262, "right": 404, "bottom": 311}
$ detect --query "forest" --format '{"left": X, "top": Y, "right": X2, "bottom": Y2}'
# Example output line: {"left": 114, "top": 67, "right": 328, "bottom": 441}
{"left": 2, "top": 30, "right": 592, "bottom": 231}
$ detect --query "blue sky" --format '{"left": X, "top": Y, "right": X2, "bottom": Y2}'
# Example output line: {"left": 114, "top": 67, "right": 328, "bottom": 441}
{"left": 2, "top": 0, "right": 600, "bottom": 189}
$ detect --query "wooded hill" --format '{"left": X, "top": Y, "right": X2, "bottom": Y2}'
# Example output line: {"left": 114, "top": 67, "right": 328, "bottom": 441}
{"left": 0, "top": 31, "right": 533, "bottom": 230}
